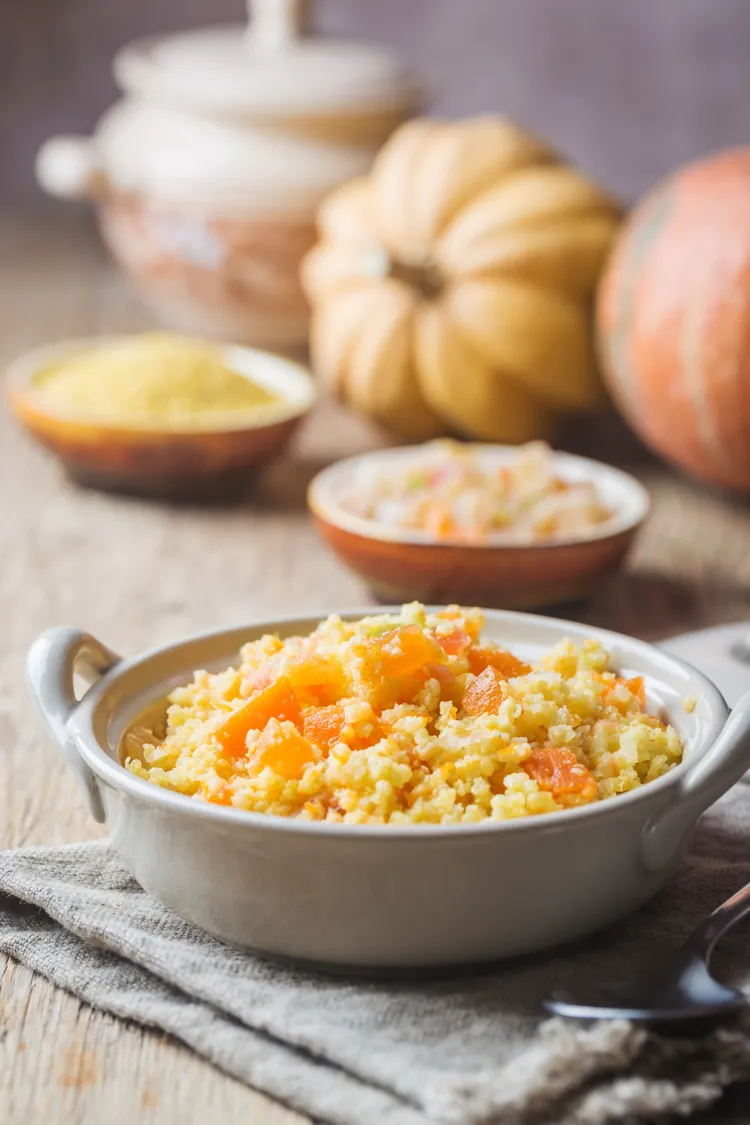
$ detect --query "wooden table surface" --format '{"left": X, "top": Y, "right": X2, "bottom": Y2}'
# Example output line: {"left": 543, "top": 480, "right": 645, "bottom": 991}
{"left": 2, "top": 213, "right": 750, "bottom": 1124}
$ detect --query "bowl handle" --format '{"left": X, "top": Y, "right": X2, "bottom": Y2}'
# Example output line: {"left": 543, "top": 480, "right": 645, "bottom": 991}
{"left": 27, "top": 627, "right": 121, "bottom": 823}
{"left": 35, "top": 136, "right": 106, "bottom": 200}
{"left": 642, "top": 691, "right": 750, "bottom": 871}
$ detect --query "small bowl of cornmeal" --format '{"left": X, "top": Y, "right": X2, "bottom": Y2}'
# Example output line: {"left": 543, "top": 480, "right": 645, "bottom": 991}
{"left": 5, "top": 333, "right": 317, "bottom": 500}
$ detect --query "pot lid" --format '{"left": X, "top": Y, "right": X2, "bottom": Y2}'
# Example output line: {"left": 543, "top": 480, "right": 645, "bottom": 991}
{"left": 95, "top": 99, "right": 383, "bottom": 211}
{"left": 114, "top": 0, "right": 419, "bottom": 120}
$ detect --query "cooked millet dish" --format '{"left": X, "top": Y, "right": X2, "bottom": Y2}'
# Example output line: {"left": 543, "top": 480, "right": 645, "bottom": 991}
{"left": 123, "top": 604, "right": 684, "bottom": 825}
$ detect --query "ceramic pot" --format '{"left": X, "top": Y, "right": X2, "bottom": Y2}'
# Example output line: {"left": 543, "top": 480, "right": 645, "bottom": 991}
{"left": 35, "top": 0, "right": 419, "bottom": 350}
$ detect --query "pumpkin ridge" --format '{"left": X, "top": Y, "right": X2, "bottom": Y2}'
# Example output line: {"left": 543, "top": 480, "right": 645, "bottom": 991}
{"left": 411, "top": 118, "right": 556, "bottom": 246}
{"left": 680, "top": 281, "right": 738, "bottom": 476}
{"left": 372, "top": 119, "right": 445, "bottom": 260}
{"left": 414, "top": 304, "right": 558, "bottom": 443}
{"left": 310, "top": 283, "right": 386, "bottom": 394}
{"left": 439, "top": 168, "right": 619, "bottom": 257}
{"left": 439, "top": 215, "right": 619, "bottom": 298}
{"left": 345, "top": 283, "right": 442, "bottom": 437}
{"left": 446, "top": 305, "right": 591, "bottom": 423}
{"left": 597, "top": 185, "right": 674, "bottom": 427}
{"left": 448, "top": 277, "right": 599, "bottom": 411}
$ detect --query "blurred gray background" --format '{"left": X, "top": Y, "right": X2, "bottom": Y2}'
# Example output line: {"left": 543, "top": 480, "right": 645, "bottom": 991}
{"left": 3, "top": 0, "right": 750, "bottom": 206}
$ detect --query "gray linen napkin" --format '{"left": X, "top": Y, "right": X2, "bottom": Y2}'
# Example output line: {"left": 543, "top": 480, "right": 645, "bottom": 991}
{"left": 3, "top": 790, "right": 750, "bottom": 1125}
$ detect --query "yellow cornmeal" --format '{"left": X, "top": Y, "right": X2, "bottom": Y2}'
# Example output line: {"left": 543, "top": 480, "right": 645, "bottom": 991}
{"left": 36, "top": 333, "right": 278, "bottom": 429}
{"left": 123, "top": 604, "right": 685, "bottom": 826}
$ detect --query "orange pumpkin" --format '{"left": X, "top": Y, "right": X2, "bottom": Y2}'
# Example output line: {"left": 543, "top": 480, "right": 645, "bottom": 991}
{"left": 598, "top": 148, "right": 750, "bottom": 491}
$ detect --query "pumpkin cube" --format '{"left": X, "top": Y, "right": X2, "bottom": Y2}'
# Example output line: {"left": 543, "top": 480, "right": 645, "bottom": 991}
{"left": 435, "top": 627, "right": 472, "bottom": 656}
{"left": 467, "top": 646, "right": 531, "bottom": 679}
{"left": 251, "top": 720, "right": 316, "bottom": 779}
{"left": 522, "top": 746, "right": 597, "bottom": 802}
{"left": 283, "top": 654, "right": 345, "bottom": 706}
{"left": 462, "top": 666, "right": 506, "bottom": 715}
{"left": 370, "top": 624, "right": 443, "bottom": 678}
{"left": 303, "top": 704, "right": 347, "bottom": 752}
{"left": 214, "top": 676, "right": 302, "bottom": 759}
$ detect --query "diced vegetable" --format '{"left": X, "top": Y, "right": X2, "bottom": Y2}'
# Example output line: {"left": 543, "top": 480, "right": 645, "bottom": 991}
{"left": 215, "top": 676, "right": 302, "bottom": 759}
{"left": 250, "top": 720, "right": 316, "bottom": 779}
{"left": 424, "top": 661, "right": 454, "bottom": 686}
{"left": 625, "top": 676, "right": 646, "bottom": 709}
{"left": 303, "top": 704, "right": 346, "bottom": 751}
{"left": 424, "top": 504, "right": 455, "bottom": 540}
{"left": 284, "top": 654, "right": 344, "bottom": 706}
{"left": 436, "top": 606, "right": 482, "bottom": 641}
{"left": 369, "top": 624, "right": 444, "bottom": 678}
{"left": 462, "top": 666, "right": 505, "bottom": 715}
{"left": 207, "top": 785, "right": 234, "bottom": 806}
{"left": 593, "top": 672, "right": 647, "bottom": 712}
{"left": 435, "top": 628, "right": 471, "bottom": 656}
{"left": 522, "top": 746, "right": 597, "bottom": 801}
{"left": 467, "top": 647, "right": 532, "bottom": 678}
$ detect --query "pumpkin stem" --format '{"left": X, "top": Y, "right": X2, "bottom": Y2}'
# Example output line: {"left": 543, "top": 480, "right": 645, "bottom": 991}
{"left": 387, "top": 256, "right": 443, "bottom": 299}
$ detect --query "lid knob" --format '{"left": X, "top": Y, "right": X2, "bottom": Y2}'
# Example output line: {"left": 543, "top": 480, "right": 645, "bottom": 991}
{"left": 247, "top": 0, "right": 307, "bottom": 52}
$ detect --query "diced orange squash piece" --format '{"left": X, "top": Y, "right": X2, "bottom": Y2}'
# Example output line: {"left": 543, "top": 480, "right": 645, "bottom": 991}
{"left": 436, "top": 607, "right": 482, "bottom": 642}
{"left": 424, "top": 504, "right": 455, "bottom": 539}
{"left": 206, "top": 784, "right": 234, "bottom": 806}
{"left": 436, "top": 627, "right": 471, "bottom": 656}
{"left": 250, "top": 719, "right": 316, "bottom": 779}
{"left": 595, "top": 672, "right": 647, "bottom": 711}
{"left": 467, "top": 647, "right": 532, "bottom": 678}
{"left": 625, "top": 676, "right": 646, "bottom": 709}
{"left": 285, "top": 654, "right": 338, "bottom": 687}
{"left": 522, "top": 746, "right": 597, "bottom": 802}
{"left": 352, "top": 713, "right": 387, "bottom": 749}
{"left": 284, "top": 654, "right": 344, "bottom": 706}
{"left": 303, "top": 704, "right": 346, "bottom": 752}
{"left": 370, "top": 624, "right": 443, "bottom": 678}
{"left": 303, "top": 704, "right": 386, "bottom": 751}
{"left": 215, "top": 676, "right": 302, "bottom": 759}
{"left": 424, "top": 660, "right": 454, "bottom": 686}
{"left": 462, "top": 666, "right": 505, "bottom": 715}
{"left": 360, "top": 715, "right": 387, "bottom": 746}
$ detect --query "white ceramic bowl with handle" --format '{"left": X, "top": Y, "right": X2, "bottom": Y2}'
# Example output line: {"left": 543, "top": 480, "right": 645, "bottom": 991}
{"left": 26, "top": 610, "right": 750, "bottom": 970}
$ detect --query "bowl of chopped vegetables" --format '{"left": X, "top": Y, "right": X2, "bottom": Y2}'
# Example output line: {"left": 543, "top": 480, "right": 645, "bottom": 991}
{"left": 308, "top": 441, "right": 649, "bottom": 608}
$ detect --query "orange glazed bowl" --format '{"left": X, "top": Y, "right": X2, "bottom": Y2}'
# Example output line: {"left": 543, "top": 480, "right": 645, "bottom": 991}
{"left": 308, "top": 446, "right": 650, "bottom": 609}
{"left": 6, "top": 337, "right": 316, "bottom": 501}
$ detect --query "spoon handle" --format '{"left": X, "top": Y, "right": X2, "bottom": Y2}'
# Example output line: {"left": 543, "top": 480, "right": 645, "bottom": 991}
{"left": 681, "top": 880, "right": 750, "bottom": 962}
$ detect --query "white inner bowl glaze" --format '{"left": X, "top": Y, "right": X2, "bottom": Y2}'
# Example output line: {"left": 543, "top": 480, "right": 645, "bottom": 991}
{"left": 308, "top": 445, "right": 651, "bottom": 548}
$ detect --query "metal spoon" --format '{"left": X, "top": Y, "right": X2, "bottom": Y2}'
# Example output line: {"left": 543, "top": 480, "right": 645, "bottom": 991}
{"left": 544, "top": 881, "right": 750, "bottom": 1028}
